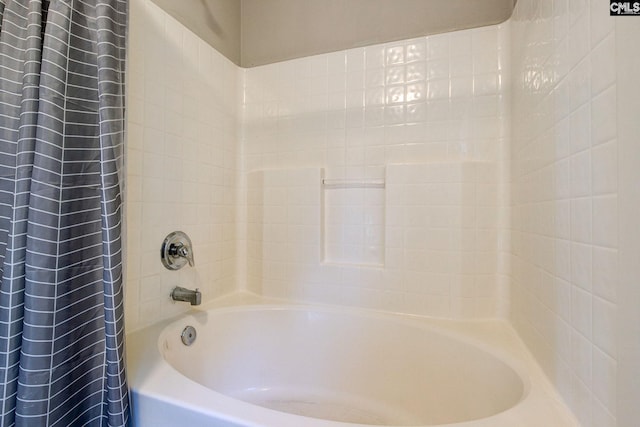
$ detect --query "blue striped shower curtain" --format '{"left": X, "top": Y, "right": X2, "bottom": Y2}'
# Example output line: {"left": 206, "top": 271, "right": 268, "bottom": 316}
{"left": 0, "top": 0, "right": 129, "bottom": 425}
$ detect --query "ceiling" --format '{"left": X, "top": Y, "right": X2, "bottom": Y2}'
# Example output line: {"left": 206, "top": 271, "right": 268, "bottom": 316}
{"left": 150, "top": 0, "right": 516, "bottom": 68}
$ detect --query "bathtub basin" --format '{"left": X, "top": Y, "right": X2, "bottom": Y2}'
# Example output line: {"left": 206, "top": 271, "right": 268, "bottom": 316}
{"left": 127, "top": 294, "right": 578, "bottom": 427}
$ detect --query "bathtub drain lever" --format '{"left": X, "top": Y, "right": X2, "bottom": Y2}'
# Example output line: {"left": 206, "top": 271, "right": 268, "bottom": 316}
{"left": 181, "top": 326, "right": 197, "bottom": 346}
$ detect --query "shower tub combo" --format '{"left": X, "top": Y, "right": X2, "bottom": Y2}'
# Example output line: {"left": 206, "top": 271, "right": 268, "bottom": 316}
{"left": 127, "top": 295, "right": 577, "bottom": 427}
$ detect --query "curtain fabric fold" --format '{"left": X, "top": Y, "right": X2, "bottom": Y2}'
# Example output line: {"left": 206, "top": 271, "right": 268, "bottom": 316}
{"left": 0, "top": 0, "right": 129, "bottom": 425}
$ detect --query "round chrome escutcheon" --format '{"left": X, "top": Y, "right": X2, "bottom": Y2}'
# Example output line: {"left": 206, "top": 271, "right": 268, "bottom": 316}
{"left": 181, "top": 325, "right": 197, "bottom": 346}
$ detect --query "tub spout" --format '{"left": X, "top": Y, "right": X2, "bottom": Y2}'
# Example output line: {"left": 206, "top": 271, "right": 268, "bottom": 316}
{"left": 171, "top": 286, "right": 201, "bottom": 306}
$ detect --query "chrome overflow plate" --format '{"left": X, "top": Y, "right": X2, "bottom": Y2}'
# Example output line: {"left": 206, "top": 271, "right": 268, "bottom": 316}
{"left": 181, "top": 325, "right": 197, "bottom": 346}
{"left": 161, "top": 231, "right": 194, "bottom": 270}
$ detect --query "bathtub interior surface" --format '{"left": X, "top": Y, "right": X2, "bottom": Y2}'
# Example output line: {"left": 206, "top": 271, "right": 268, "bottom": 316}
{"left": 159, "top": 307, "right": 526, "bottom": 426}
{"left": 228, "top": 386, "right": 420, "bottom": 425}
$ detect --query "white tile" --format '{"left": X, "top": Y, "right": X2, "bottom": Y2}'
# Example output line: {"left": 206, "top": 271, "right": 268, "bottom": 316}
{"left": 592, "top": 196, "right": 617, "bottom": 249}
{"left": 592, "top": 346, "right": 617, "bottom": 416}
{"left": 426, "top": 58, "right": 449, "bottom": 80}
{"left": 450, "top": 77, "right": 473, "bottom": 98}
{"left": 591, "top": 86, "right": 617, "bottom": 146}
{"left": 571, "top": 375, "right": 594, "bottom": 427}
{"left": 570, "top": 198, "right": 592, "bottom": 244}
{"left": 567, "top": 11, "right": 590, "bottom": 67}
{"left": 327, "top": 51, "right": 347, "bottom": 74}
{"left": 365, "top": 45, "right": 385, "bottom": 68}
{"left": 591, "top": 398, "right": 616, "bottom": 427}
{"left": 590, "top": 1, "right": 615, "bottom": 47}
{"left": 571, "top": 329, "right": 593, "bottom": 386}
{"left": 471, "top": 28, "right": 498, "bottom": 55}
{"left": 591, "top": 34, "right": 616, "bottom": 96}
{"left": 571, "top": 285, "right": 592, "bottom": 339}
{"left": 426, "top": 35, "right": 449, "bottom": 60}
{"left": 385, "top": 45, "right": 405, "bottom": 66}
{"left": 569, "top": 58, "right": 591, "bottom": 111}
{"left": 569, "top": 103, "right": 591, "bottom": 154}
{"left": 365, "top": 67, "right": 385, "bottom": 88}
{"left": 555, "top": 159, "right": 571, "bottom": 200}
{"left": 426, "top": 79, "right": 449, "bottom": 100}
{"left": 406, "top": 83, "right": 426, "bottom": 103}
{"left": 405, "top": 38, "right": 426, "bottom": 63}
{"left": 473, "top": 49, "right": 498, "bottom": 74}
{"left": 593, "top": 296, "right": 617, "bottom": 358}
{"left": 473, "top": 73, "right": 499, "bottom": 96}
{"left": 592, "top": 246, "right": 617, "bottom": 302}
{"left": 405, "top": 103, "right": 427, "bottom": 123}
{"left": 571, "top": 242, "right": 592, "bottom": 291}
{"left": 406, "top": 62, "right": 426, "bottom": 82}
{"left": 570, "top": 149, "right": 592, "bottom": 197}
{"left": 346, "top": 48, "right": 365, "bottom": 72}
{"left": 592, "top": 140, "right": 618, "bottom": 195}
{"left": 386, "top": 85, "right": 405, "bottom": 104}
{"left": 449, "top": 33, "right": 472, "bottom": 56}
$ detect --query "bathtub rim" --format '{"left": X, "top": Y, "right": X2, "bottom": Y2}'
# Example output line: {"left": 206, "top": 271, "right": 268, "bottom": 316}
{"left": 126, "top": 292, "right": 579, "bottom": 427}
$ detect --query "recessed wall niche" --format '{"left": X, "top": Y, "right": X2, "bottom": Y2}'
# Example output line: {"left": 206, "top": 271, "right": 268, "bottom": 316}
{"left": 321, "top": 178, "right": 386, "bottom": 267}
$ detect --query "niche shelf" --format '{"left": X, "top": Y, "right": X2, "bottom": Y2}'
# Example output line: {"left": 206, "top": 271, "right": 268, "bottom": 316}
{"left": 322, "top": 179, "right": 385, "bottom": 189}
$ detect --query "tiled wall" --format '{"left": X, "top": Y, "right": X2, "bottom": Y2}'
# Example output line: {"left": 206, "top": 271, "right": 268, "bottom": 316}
{"left": 125, "top": 0, "right": 239, "bottom": 332}
{"left": 247, "top": 163, "right": 497, "bottom": 317}
{"left": 509, "top": 1, "right": 617, "bottom": 425}
{"left": 616, "top": 18, "right": 640, "bottom": 426}
{"left": 240, "top": 25, "right": 511, "bottom": 318}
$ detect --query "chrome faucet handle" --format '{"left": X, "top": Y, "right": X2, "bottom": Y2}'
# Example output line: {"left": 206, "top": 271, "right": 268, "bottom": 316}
{"left": 179, "top": 244, "right": 195, "bottom": 267}
{"left": 161, "top": 231, "right": 195, "bottom": 270}
{"left": 168, "top": 242, "right": 195, "bottom": 267}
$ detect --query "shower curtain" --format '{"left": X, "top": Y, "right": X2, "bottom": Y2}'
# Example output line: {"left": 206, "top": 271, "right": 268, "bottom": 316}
{"left": 0, "top": 0, "right": 129, "bottom": 426}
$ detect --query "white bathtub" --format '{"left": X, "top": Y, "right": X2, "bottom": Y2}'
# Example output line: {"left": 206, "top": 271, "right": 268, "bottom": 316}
{"left": 127, "top": 294, "right": 578, "bottom": 427}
